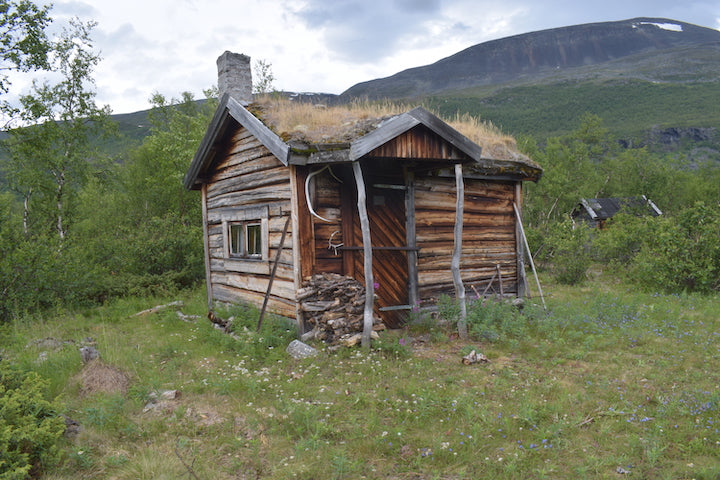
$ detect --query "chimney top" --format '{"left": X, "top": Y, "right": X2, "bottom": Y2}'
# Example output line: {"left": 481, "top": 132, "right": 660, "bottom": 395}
{"left": 217, "top": 51, "right": 252, "bottom": 105}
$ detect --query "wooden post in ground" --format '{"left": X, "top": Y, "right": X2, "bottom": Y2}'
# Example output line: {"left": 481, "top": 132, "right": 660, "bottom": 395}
{"left": 257, "top": 215, "right": 291, "bottom": 332}
{"left": 353, "top": 162, "right": 375, "bottom": 348}
{"left": 513, "top": 202, "right": 546, "bottom": 310}
{"left": 404, "top": 168, "right": 419, "bottom": 310}
{"left": 452, "top": 164, "right": 468, "bottom": 339}
{"left": 201, "top": 184, "right": 213, "bottom": 310}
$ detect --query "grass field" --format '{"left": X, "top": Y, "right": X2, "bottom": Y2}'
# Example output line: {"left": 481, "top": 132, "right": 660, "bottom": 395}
{"left": 2, "top": 274, "right": 719, "bottom": 479}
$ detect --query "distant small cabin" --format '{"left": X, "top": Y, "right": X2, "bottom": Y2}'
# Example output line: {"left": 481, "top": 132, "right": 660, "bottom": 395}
{"left": 571, "top": 196, "right": 662, "bottom": 229}
{"left": 184, "top": 52, "right": 543, "bottom": 331}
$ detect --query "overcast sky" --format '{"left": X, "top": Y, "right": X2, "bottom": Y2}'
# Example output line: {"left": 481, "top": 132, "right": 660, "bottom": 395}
{"left": 15, "top": 0, "right": 720, "bottom": 114}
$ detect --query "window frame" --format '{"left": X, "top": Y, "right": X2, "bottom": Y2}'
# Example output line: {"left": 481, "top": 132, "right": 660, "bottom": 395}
{"left": 222, "top": 206, "right": 269, "bottom": 261}
{"left": 227, "top": 220, "right": 264, "bottom": 259}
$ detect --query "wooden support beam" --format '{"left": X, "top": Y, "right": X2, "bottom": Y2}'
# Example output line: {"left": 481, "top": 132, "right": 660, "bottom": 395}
{"left": 404, "top": 168, "right": 419, "bottom": 310}
{"left": 514, "top": 182, "right": 528, "bottom": 297}
{"left": 452, "top": 164, "right": 468, "bottom": 339}
{"left": 352, "top": 161, "right": 375, "bottom": 349}
{"left": 257, "top": 215, "right": 291, "bottom": 332}
{"left": 513, "top": 202, "right": 546, "bottom": 310}
{"left": 201, "top": 184, "right": 213, "bottom": 310}
{"left": 289, "top": 166, "right": 305, "bottom": 334}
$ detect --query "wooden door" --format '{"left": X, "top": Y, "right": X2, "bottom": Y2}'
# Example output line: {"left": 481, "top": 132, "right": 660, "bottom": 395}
{"left": 347, "top": 172, "right": 409, "bottom": 328}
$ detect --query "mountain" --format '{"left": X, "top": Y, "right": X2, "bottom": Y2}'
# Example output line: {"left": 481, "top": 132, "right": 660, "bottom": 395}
{"left": 340, "top": 18, "right": 720, "bottom": 101}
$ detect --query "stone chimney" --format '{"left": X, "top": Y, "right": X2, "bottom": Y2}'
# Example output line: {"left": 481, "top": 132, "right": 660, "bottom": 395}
{"left": 217, "top": 51, "right": 252, "bottom": 105}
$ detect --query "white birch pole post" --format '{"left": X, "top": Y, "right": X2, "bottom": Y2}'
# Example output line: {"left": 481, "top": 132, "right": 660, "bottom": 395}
{"left": 352, "top": 162, "right": 375, "bottom": 349}
{"left": 513, "top": 202, "right": 546, "bottom": 310}
{"left": 452, "top": 163, "right": 468, "bottom": 339}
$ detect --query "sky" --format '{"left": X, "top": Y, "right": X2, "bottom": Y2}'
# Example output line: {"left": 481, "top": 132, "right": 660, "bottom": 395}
{"left": 13, "top": 0, "right": 720, "bottom": 114}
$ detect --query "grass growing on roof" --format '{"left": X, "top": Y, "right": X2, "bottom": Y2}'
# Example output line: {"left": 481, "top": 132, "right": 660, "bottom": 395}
{"left": 251, "top": 95, "right": 526, "bottom": 161}
{"left": 2, "top": 279, "right": 720, "bottom": 479}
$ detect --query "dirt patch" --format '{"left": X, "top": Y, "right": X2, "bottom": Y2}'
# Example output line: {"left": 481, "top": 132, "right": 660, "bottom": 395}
{"left": 184, "top": 405, "right": 225, "bottom": 426}
{"left": 76, "top": 361, "right": 130, "bottom": 397}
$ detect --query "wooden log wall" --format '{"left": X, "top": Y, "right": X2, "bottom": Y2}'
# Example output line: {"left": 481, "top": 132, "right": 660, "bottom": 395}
{"left": 415, "top": 176, "right": 519, "bottom": 304}
{"left": 309, "top": 168, "right": 344, "bottom": 275}
{"left": 205, "top": 126, "right": 296, "bottom": 317}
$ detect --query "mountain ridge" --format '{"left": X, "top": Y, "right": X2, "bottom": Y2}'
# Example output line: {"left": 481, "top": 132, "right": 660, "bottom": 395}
{"left": 339, "top": 17, "right": 720, "bottom": 100}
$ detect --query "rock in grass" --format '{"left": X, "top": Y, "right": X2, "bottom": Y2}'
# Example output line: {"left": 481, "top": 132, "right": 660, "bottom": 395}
{"left": 80, "top": 346, "right": 100, "bottom": 363}
{"left": 286, "top": 340, "right": 317, "bottom": 359}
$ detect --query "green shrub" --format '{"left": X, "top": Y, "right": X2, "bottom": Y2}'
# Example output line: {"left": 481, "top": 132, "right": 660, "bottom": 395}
{"left": 537, "top": 220, "right": 593, "bottom": 285}
{"left": 592, "top": 213, "right": 658, "bottom": 266}
{"left": 631, "top": 202, "right": 720, "bottom": 293}
{"left": 0, "top": 363, "right": 65, "bottom": 479}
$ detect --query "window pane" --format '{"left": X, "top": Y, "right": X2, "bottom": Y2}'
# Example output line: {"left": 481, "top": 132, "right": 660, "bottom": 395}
{"left": 230, "top": 224, "right": 243, "bottom": 255}
{"left": 246, "top": 223, "right": 262, "bottom": 256}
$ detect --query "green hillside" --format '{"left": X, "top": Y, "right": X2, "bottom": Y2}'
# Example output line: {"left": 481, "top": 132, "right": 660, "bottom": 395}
{"left": 426, "top": 80, "right": 720, "bottom": 144}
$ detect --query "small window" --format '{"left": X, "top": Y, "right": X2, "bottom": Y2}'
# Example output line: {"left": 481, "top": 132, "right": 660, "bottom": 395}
{"left": 228, "top": 221, "right": 264, "bottom": 259}
{"left": 246, "top": 223, "right": 262, "bottom": 257}
{"left": 229, "top": 224, "right": 244, "bottom": 256}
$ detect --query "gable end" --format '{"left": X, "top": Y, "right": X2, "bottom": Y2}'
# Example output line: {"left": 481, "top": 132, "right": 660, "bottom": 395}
{"left": 184, "top": 94, "right": 289, "bottom": 190}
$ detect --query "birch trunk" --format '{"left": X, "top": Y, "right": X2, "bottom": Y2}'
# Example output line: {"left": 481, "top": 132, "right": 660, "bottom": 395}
{"left": 352, "top": 162, "right": 374, "bottom": 349}
{"left": 56, "top": 170, "right": 66, "bottom": 240}
{"left": 452, "top": 164, "right": 468, "bottom": 339}
{"left": 23, "top": 188, "right": 32, "bottom": 237}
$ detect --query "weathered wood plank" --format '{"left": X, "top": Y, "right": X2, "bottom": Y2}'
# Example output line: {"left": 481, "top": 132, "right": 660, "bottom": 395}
{"left": 212, "top": 284, "right": 296, "bottom": 318}
{"left": 211, "top": 258, "right": 270, "bottom": 275}
{"left": 201, "top": 184, "right": 213, "bottom": 309}
{"left": 418, "top": 244, "right": 515, "bottom": 257}
{"left": 207, "top": 201, "right": 289, "bottom": 225}
{"left": 418, "top": 255, "right": 516, "bottom": 270}
{"left": 206, "top": 185, "right": 293, "bottom": 209}
{"left": 212, "top": 151, "right": 282, "bottom": 182}
{"left": 289, "top": 165, "right": 304, "bottom": 332}
{"left": 214, "top": 144, "right": 271, "bottom": 171}
{"left": 419, "top": 267, "right": 517, "bottom": 286}
{"left": 415, "top": 199, "right": 513, "bottom": 215}
{"left": 213, "top": 272, "right": 296, "bottom": 300}
{"left": 416, "top": 228, "right": 515, "bottom": 243}
{"left": 415, "top": 177, "right": 513, "bottom": 197}
{"left": 208, "top": 166, "right": 291, "bottom": 197}
{"left": 295, "top": 166, "right": 315, "bottom": 279}
{"left": 416, "top": 211, "right": 515, "bottom": 227}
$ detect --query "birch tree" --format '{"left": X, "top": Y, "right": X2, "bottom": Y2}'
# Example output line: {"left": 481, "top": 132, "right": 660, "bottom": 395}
{"left": 4, "top": 18, "right": 112, "bottom": 241}
{"left": 0, "top": 0, "right": 52, "bottom": 95}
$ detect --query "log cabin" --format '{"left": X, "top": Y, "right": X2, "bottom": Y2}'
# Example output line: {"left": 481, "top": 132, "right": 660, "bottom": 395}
{"left": 184, "top": 51, "right": 543, "bottom": 332}
{"left": 571, "top": 196, "right": 662, "bottom": 229}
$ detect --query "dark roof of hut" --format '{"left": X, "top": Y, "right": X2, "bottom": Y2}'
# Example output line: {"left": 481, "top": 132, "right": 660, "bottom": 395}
{"left": 574, "top": 196, "right": 663, "bottom": 221}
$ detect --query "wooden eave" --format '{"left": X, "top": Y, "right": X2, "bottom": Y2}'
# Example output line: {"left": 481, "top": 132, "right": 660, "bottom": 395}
{"left": 462, "top": 157, "right": 543, "bottom": 182}
{"left": 184, "top": 93, "right": 289, "bottom": 190}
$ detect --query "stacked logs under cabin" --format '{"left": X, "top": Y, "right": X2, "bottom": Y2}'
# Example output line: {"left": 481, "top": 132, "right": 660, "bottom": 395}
{"left": 298, "top": 273, "right": 385, "bottom": 343}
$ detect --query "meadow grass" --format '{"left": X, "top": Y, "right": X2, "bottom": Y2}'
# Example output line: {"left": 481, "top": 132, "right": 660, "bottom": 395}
{"left": 2, "top": 276, "right": 719, "bottom": 479}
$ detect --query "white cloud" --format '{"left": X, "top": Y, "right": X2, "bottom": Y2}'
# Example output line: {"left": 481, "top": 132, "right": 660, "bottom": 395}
{"left": 7, "top": 0, "right": 719, "bottom": 114}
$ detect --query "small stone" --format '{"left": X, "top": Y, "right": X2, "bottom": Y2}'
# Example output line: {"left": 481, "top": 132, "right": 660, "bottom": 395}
{"left": 286, "top": 340, "right": 318, "bottom": 359}
{"left": 80, "top": 346, "right": 100, "bottom": 364}
{"left": 160, "top": 389, "right": 181, "bottom": 400}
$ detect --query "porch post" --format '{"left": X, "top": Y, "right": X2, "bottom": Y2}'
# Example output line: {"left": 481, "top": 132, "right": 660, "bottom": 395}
{"left": 452, "top": 164, "right": 468, "bottom": 339}
{"left": 404, "top": 168, "right": 419, "bottom": 310}
{"left": 352, "top": 161, "right": 375, "bottom": 348}
{"left": 514, "top": 182, "right": 528, "bottom": 298}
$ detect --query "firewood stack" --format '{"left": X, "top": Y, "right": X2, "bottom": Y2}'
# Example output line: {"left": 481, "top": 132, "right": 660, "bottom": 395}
{"left": 298, "top": 273, "right": 385, "bottom": 343}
